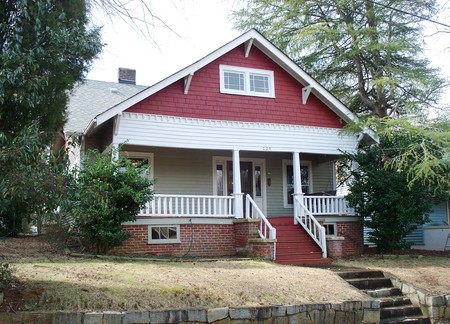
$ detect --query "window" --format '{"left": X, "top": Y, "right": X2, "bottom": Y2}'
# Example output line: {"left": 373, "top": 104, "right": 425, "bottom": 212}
{"left": 220, "top": 65, "right": 275, "bottom": 98}
{"left": 282, "top": 160, "right": 312, "bottom": 207}
{"left": 120, "top": 152, "right": 154, "bottom": 180}
{"left": 148, "top": 225, "right": 180, "bottom": 244}
{"left": 216, "top": 164, "right": 224, "bottom": 196}
{"left": 324, "top": 223, "right": 337, "bottom": 237}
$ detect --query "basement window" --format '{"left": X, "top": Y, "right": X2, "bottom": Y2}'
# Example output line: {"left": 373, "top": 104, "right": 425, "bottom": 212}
{"left": 323, "top": 223, "right": 337, "bottom": 237}
{"left": 220, "top": 65, "right": 275, "bottom": 98}
{"left": 148, "top": 225, "right": 180, "bottom": 244}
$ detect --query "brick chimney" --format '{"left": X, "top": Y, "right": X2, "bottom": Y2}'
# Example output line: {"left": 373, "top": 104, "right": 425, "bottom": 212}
{"left": 118, "top": 68, "right": 136, "bottom": 85}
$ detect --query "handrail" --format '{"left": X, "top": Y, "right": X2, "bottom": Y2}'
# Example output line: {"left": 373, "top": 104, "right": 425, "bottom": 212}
{"left": 303, "top": 195, "right": 355, "bottom": 215}
{"left": 245, "top": 195, "right": 276, "bottom": 240}
{"left": 294, "top": 196, "right": 327, "bottom": 258}
{"left": 139, "top": 194, "right": 234, "bottom": 217}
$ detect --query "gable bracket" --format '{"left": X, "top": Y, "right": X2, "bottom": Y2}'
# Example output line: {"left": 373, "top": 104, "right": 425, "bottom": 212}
{"left": 302, "top": 85, "right": 313, "bottom": 105}
{"left": 184, "top": 73, "right": 194, "bottom": 95}
{"left": 113, "top": 113, "right": 122, "bottom": 135}
{"left": 245, "top": 38, "right": 254, "bottom": 58}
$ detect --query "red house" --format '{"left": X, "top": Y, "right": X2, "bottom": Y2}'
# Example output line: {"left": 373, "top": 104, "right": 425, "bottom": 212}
{"left": 66, "top": 30, "right": 372, "bottom": 265}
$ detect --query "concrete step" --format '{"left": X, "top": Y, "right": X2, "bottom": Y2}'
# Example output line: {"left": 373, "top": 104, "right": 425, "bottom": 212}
{"left": 380, "top": 315, "right": 431, "bottom": 323}
{"left": 346, "top": 277, "right": 393, "bottom": 290}
{"left": 364, "top": 287, "right": 403, "bottom": 298}
{"left": 381, "top": 305, "right": 423, "bottom": 319}
{"left": 337, "top": 270, "right": 385, "bottom": 279}
{"left": 379, "top": 296, "right": 412, "bottom": 308}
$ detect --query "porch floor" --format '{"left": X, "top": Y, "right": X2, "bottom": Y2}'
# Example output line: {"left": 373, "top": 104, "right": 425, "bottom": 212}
{"left": 270, "top": 217, "right": 332, "bottom": 266}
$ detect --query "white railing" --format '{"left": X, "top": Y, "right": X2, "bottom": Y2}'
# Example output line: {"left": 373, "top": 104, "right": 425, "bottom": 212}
{"left": 303, "top": 195, "right": 355, "bottom": 215}
{"left": 139, "top": 194, "right": 234, "bottom": 217}
{"left": 294, "top": 196, "right": 327, "bottom": 258}
{"left": 245, "top": 195, "right": 276, "bottom": 240}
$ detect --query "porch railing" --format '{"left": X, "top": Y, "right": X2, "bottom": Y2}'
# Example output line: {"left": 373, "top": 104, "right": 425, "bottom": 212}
{"left": 139, "top": 194, "right": 234, "bottom": 217}
{"left": 245, "top": 195, "right": 276, "bottom": 240}
{"left": 303, "top": 195, "right": 355, "bottom": 216}
{"left": 294, "top": 196, "right": 327, "bottom": 258}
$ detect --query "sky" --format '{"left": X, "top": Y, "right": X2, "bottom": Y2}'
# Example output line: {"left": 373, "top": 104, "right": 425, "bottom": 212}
{"left": 87, "top": 0, "right": 450, "bottom": 107}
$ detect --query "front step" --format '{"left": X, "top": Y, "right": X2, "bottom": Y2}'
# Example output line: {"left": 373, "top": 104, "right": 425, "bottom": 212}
{"left": 381, "top": 305, "right": 423, "bottom": 319}
{"left": 272, "top": 217, "right": 328, "bottom": 266}
{"left": 380, "top": 315, "right": 430, "bottom": 324}
{"left": 337, "top": 269, "right": 430, "bottom": 323}
{"left": 346, "top": 277, "right": 393, "bottom": 290}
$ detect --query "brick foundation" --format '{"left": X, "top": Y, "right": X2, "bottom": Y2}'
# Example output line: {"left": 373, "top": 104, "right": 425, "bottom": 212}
{"left": 114, "top": 223, "right": 236, "bottom": 257}
{"left": 336, "top": 222, "right": 364, "bottom": 257}
{"left": 113, "top": 220, "right": 276, "bottom": 260}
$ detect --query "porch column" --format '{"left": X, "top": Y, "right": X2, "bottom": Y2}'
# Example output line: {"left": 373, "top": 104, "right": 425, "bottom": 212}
{"left": 232, "top": 149, "right": 244, "bottom": 218}
{"left": 292, "top": 151, "right": 304, "bottom": 221}
{"left": 111, "top": 142, "right": 119, "bottom": 160}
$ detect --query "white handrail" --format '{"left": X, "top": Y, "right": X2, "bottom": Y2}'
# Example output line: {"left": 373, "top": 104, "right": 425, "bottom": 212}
{"left": 245, "top": 195, "right": 276, "bottom": 240}
{"left": 303, "top": 195, "right": 355, "bottom": 215}
{"left": 140, "top": 194, "right": 234, "bottom": 217}
{"left": 294, "top": 196, "right": 327, "bottom": 258}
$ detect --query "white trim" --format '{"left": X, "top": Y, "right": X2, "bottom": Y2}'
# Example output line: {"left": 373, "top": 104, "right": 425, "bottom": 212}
{"left": 89, "top": 29, "right": 363, "bottom": 133}
{"left": 148, "top": 224, "right": 180, "bottom": 244}
{"left": 184, "top": 73, "right": 194, "bottom": 95}
{"left": 245, "top": 38, "right": 254, "bottom": 58}
{"left": 119, "top": 151, "right": 154, "bottom": 179}
{"left": 117, "top": 113, "right": 358, "bottom": 154}
{"left": 302, "top": 85, "right": 312, "bottom": 105}
{"left": 315, "top": 216, "right": 360, "bottom": 222}
{"left": 123, "top": 217, "right": 235, "bottom": 225}
{"left": 212, "top": 156, "right": 267, "bottom": 215}
{"left": 282, "top": 159, "right": 312, "bottom": 208}
{"left": 323, "top": 222, "right": 337, "bottom": 237}
{"left": 219, "top": 64, "right": 275, "bottom": 98}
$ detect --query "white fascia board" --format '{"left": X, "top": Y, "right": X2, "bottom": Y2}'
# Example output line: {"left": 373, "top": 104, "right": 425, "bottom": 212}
{"left": 94, "top": 30, "right": 264, "bottom": 127}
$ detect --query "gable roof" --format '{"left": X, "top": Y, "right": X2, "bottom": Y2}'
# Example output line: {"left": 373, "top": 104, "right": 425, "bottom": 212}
{"left": 66, "top": 79, "right": 146, "bottom": 134}
{"left": 85, "top": 29, "right": 358, "bottom": 135}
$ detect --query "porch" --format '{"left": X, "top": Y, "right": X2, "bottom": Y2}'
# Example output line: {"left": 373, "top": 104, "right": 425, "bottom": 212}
{"left": 112, "top": 145, "right": 362, "bottom": 263}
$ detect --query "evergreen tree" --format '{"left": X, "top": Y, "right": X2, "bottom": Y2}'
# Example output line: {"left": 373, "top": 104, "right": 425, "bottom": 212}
{"left": 233, "top": 0, "right": 444, "bottom": 117}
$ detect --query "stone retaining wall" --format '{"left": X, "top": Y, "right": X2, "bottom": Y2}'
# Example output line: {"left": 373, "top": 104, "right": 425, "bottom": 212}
{"left": 0, "top": 300, "right": 380, "bottom": 324}
{"left": 389, "top": 274, "right": 450, "bottom": 324}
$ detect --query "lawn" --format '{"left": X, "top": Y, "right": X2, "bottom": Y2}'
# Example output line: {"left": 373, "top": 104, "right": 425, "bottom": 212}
{"left": 1, "top": 236, "right": 449, "bottom": 313}
{"left": 0, "top": 236, "right": 364, "bottom": 312}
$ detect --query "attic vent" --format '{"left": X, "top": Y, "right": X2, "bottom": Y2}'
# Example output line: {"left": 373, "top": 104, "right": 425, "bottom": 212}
{"left": 118, "top": 68, "right": 136, "bottom": 85}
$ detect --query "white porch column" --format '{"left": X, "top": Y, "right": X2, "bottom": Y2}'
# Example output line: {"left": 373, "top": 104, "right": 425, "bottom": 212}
{"left": 292, "top": 151, "right": 304, "bottom": 221}
{"left": 232, "top": 149, "right": 244, "bottom": 218}
{"left": 111, "top": 142, "right": 119, "bottom": 160}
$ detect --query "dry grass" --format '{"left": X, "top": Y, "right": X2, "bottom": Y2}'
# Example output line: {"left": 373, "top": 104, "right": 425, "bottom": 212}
{"left": 1, "top": 236, "right": 365, "bottom": 312}
{"left": 335, "top": 255, "right": 450, "bottom": 295}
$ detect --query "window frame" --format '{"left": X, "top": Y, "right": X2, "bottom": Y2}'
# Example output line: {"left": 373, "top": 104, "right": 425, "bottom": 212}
{"left": 120, "top": 151, "right": 154, "bottom": 180}
{"left": 323, "top": 223, "right": 337, "bottom": 237}
{"left": 219, "top": 65, "right": 275, "bottom": 98}
{"left": 282, "top": 159, "right": 313, "bottom": 208}
{"left": 148, "top": 225, "right": 181, "bottom": 244}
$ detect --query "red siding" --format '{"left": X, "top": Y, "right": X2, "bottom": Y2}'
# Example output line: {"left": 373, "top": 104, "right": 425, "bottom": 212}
{"left": 126, "top": 45, "right": 344, "bottom": 128}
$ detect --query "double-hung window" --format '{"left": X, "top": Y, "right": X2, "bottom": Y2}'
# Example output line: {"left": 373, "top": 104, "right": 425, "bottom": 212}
{"left": 220, "top": 65, "right": 275, "bottom": 98}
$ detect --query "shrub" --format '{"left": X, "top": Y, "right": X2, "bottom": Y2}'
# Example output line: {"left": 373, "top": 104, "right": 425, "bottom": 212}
{"left": 67, "top": 148, "right": 154, "bottom": 254}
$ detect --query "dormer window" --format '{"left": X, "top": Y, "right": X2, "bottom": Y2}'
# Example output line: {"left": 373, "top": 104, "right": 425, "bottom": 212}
{"left": 220, "top": 65, "right": 275, "bottom": 98}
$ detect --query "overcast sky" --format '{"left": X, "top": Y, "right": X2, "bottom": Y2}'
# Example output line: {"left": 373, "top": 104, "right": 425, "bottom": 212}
{"left": 87, "top": 0, "right": 450, "bottom": 107}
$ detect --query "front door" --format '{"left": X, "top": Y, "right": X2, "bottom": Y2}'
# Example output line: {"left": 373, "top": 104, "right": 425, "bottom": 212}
{"left": 226, "top": 161, "right": 253, "bottom": 198}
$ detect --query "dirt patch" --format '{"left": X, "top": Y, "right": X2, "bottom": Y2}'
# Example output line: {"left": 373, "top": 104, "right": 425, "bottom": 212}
{"left": 0, "top": 236, "right": 365, "bottom": 312}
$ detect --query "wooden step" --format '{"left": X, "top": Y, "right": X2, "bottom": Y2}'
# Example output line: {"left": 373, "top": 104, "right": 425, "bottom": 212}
{"left": 276, "top": 258, "right": 332, "bottom": 266}
{"left": 276, "top": 251, "right": 323, "bottom": 260}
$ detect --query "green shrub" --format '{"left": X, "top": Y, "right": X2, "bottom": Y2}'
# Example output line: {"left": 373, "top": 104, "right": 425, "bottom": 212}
{"left": 0, "top": 263, "right": 13, "bottom": 290}
{"left": 67, "top": 148, "right": 154, "bottom": 254}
